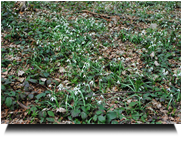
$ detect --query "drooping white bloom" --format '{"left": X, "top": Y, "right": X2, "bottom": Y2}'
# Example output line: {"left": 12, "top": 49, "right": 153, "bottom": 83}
{"left": 50, "top": 97, "right": 56, "bottom": 101}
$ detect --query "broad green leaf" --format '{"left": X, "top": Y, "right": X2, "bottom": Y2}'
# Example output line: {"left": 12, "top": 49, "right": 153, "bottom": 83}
{"left": 28, "top": 94, "right": 34, "bottom": 99}
{"left": 46, "top": 118, "right": 55, "bottom": 122}
{"left": 1, "top": 85, "right": 6, "bottom": 91}
{"left": 96, "top": 110, "right": 103, "bottom": 115}
{"left": 36, "top": 93, "right": 46, "bottom": 99}
{"left": 48, "top": 111, "right": 55, "bottom": 117}
{"left": 5, "top": 97, "right": 12, "bottom": 107}
{"left": 30, "top": 107, "right": 37, "bottom": 111}
{"left": 71, "top": 109, "right": 81, "bottom": 118}
{"left": 129, "top": 102, "right": 137, "bottom": 107}
{"left": 111, "top": 120, "right": 119, "bottom": 124}
{"left": 39, "top": 111, "right": 47, "bottom": 118}
{"left": 81, "top": 112, "right": 87, "bottom": 119}
{"left": 98, "top": 115, "right": 106, "bottom": 123}
{"left": 28, "top": 79, "right": 38, "bottom": 84}
{"left": 93, "top": 115, "right": 97, "bottom": 122}
{"left": 106, "top": 111, "right": 117, "bottom": 123}
{"left": 46, "top": 79, "right": 52, "bottom": 86}
{"left": 43, "top": 72, "right": 49, "bottom": 77}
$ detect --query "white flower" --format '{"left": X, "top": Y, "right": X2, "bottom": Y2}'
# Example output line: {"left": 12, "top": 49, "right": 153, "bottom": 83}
{"left": 83, "top": 75, "right": 86, "bottom": 78}
{"left": 89, "top": 81, "right": 94, "bottom": 85}
{"left": 48, "top": 84, "right": 52, "bottom": 87}
{"left": 91, "top": 97, "right": 94, "bottom": 100}
{"left": 66, "top": 59, "right": 71, "bottom": 63}
{"left": 99, "top": 79, "right": 103, "bottom": 82}
{"left": 50, "top": 97, "right": 56, "bottom": 101}
{"left": 74, "top": 91, "right": 79, "bottom": 95}
{"left": 177, "top": 73, "right": 181, "bottom": 76}
{"left": 100, "top": 95, "right": 104, "bottom": 98}
{"left": 173, "top": 74, "right": 177, "bottom": 77}
{"left": 177, "top": 89, "right": 180, "bottom": 92}
{"left": 98, "top": 100, "right": 102, "bottom": 104}
{"left": 170, "top": 94, "right": 173, "bottom": 98}
{"left": 93, "top": 93, "right": 95, "bottom": 96}
{"left": 167, "top": 88, "right": 171, "bottom": 91}
{"left": 117, "top": 80, "right": 120, "bottom": 84}
{"left": 85, "top": 97, "right": 87, "bottom": 100}
{"left": 47, "top": 94, "right": 51, "bottom": 97}
{"left": 140, "top": 97, "right": 143, "bottom": 100}
{"left": 117, "top": 97, "right": 120, "bottom": 100}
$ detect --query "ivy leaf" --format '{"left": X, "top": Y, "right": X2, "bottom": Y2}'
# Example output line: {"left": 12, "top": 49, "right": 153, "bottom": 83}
{"left": 5, "top": 97, "right": 12, "bottom": 107}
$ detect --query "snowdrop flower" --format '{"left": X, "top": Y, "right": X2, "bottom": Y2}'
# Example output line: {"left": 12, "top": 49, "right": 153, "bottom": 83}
{"left": 177, "top": 89, "right": 180, "bottom": 92}
{"left": 100, "top": 95, "right": 104, "bottom": 98}
{"left": 140, "top": 97, "right": 143, "bottom": 100}
{"left": 117, "top": 80, "right": 120, "bottom": 84}
{"left": 66, "top": 59, "right": 71, "bottom": 63}
{"left": 89, "top": 81, "right": 94, "bottom": 85}
{"left": 50, "top": 97, "right": 56, "bottom": 101}
{"left": 170, "top": 94, "right": 173, "bottom": 98}
{"left": 48, "top": 84, "right": 52, "bottom": 87}
{"left": 98, "top": 100, "right": 102, "bottom": 104}
{"left": 91, "top": 97, "right": 94, "bottom": 100}
{"left": 83, "top": 75, "right": 86, "bottom": 78}
{"left": 148, "top": 67, "right": 153, "bottom": 72}
{"left": 85, "top": 97, "right": 88, "bottom": 100}
{"left": 173, "top": 74, "right": 177, "bottom": 77}
{"left": 74, "top": 91, "right": 79, "bottom": 95}
{"left": 117, "top": 97, "right": 120, "bottom": 100}
{"left": 93, "top": 93, "right": 95, "bottom": 96}
{"left": 167, "top": 88, "right": 171, "bottom": 91}
{"left": 47, "top": 94, "right": 51, "bottom": 97}
{"left": 99, "top": 79, "right": 103, "bottom": 82}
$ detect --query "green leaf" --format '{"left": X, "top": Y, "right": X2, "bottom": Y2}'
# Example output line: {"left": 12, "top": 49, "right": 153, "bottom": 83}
{"left": 46, "top": 118, "right": 55, "bottom": 122}
{"left": 129, "top": 102, "right": 137, "bottom": 107}
{"left": 81, "top": 112, "right": 87, "bottom": 119}
{"left": 96, "top": 110, "right": 103, "bottom": 115}
{"left": 106, "top": 111, "right": 117, "bottom": 123}
{"left": 28, "top": 94, "right": 34, "bottom": 99}
{"left": 36, "top": 93, "right": 46, "bottom": 99}
{"left": 1, "top": 85, "right": 6, "bottom": 91}
{"left": 46, "top": 79, "right": 52, "bottom": 86}
{"left": 98, "top": 104, "right": 105, "bottom": 110}
{"left": 39, "top": 111, "right": 47, "bottom": 118}
{"left": 43, "top": 72, "right": 49, "bottom": 77}
{"left": 71, "top": 109, "right": 81, "bottom": 118}
{"left": 111, "top": 120, "right": 118, "bottom": 124}
{"left": 48, "top": 111, "right": 55, "bottom": 117}
{"left": 30, "top": 106, "right": 37, "bottom": 112}
{"left": 5, "top": 97, "right": 12, "bottom": 107}
{"left": 28, "top": 79, "right": 38, "bottom": 84}
{"left": 93, "top": 115, "right": 97, "bottom": 122}
{"left": 98, "top": 115, "right": 106, "bottom": 123}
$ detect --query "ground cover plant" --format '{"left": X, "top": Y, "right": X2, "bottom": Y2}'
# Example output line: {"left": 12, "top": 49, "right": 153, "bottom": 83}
{"left": 1, "top": 1, "right": 181, "bottom": 124}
